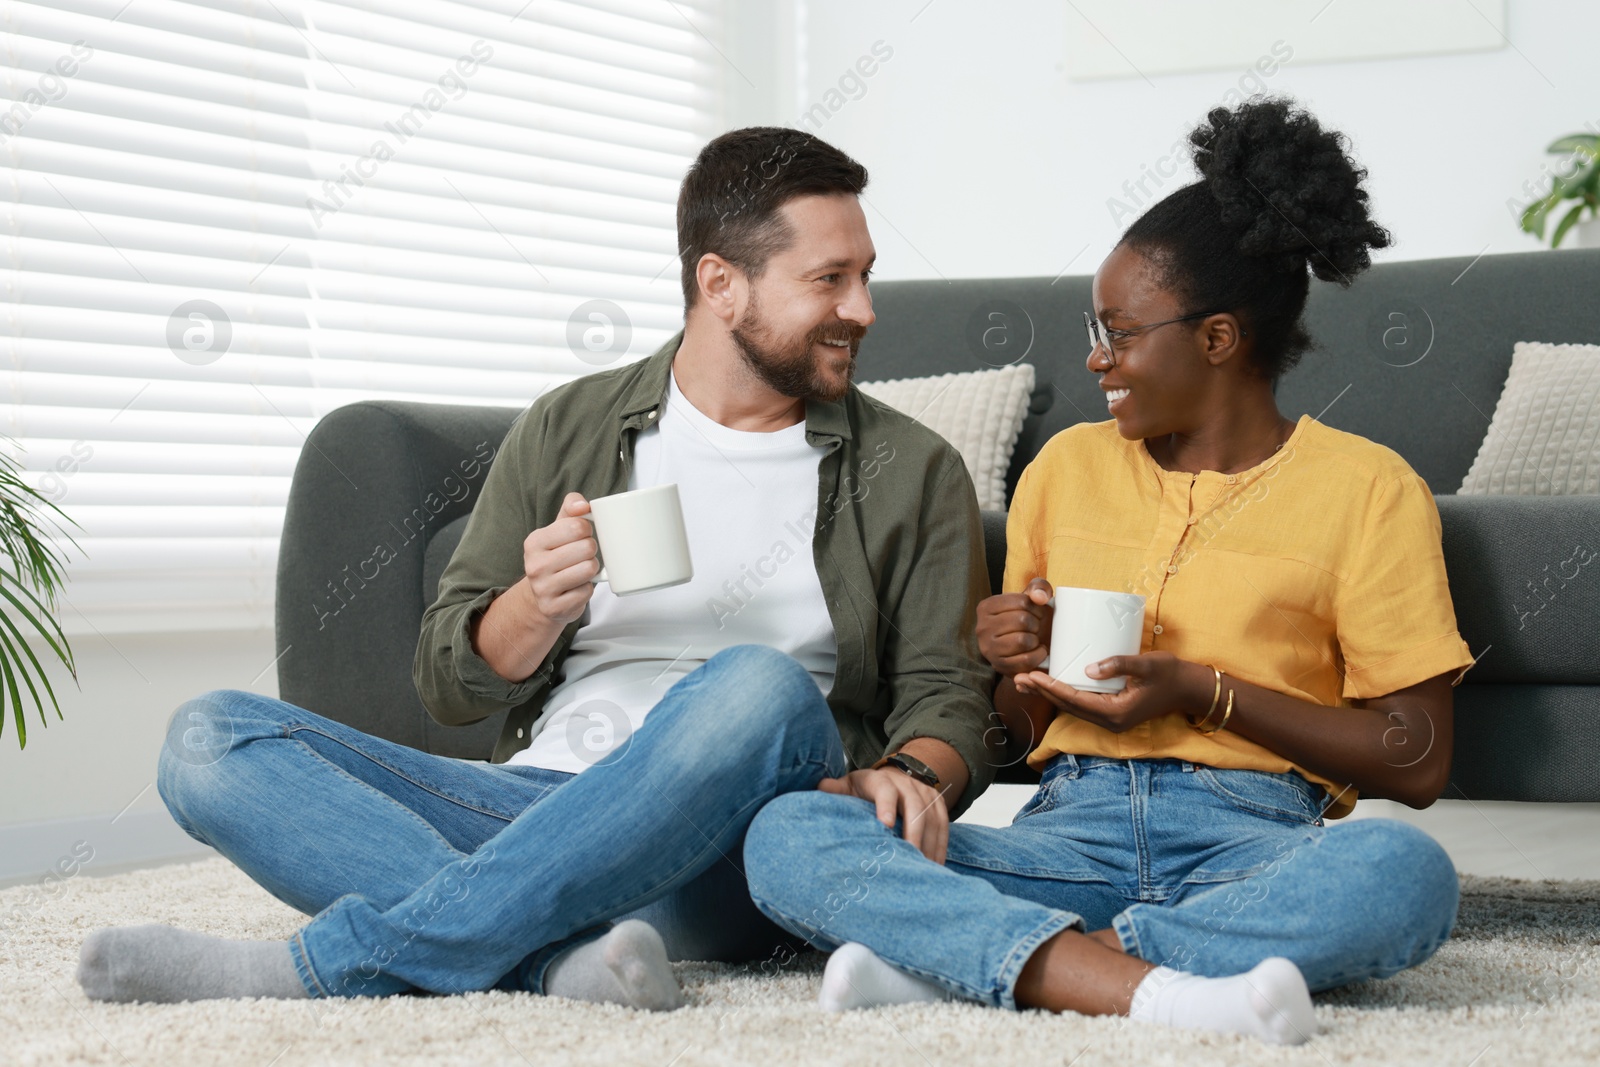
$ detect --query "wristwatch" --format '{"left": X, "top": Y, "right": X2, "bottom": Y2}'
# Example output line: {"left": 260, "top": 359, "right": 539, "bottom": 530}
{"left": 873, "top": 751, "right": 941, "bottom": 789}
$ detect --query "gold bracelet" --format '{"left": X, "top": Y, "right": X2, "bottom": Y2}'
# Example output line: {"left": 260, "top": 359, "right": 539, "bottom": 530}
{"left": 1188, "top": 665, "right": 1223, "bottom": 730}
{"left": 1198, "top": 688, "right": 1235, "bottom": 735}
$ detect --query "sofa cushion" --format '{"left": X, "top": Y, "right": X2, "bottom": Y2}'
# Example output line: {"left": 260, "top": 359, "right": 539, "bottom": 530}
{"left": 1459, "top": 341, "right": 1600, "bottom": 494}
{"left": 857, "top": 363, "right": 1036, "bottom": 510}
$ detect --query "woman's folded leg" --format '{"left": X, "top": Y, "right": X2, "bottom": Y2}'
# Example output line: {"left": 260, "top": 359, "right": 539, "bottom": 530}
{"left": 743, "top": 783, "right": 1324, "bottom": 1043}
{"left": 1116, "top": 816, "right": 1459, "bottom": 992}
{"left": 742, "top": 789, "right": 1097, "bottom": 1010}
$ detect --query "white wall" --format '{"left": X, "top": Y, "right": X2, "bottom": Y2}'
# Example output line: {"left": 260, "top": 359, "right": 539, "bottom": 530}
{"left": 748, "top": 0, "right": 1600, "bottom": 282}
{"left": 0, "top": 631, "right": 276, "bottom": 882}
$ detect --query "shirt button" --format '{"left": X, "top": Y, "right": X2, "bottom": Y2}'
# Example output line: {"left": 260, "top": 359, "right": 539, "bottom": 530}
{"left": 1152, "top": 624, "right": 1164, "bottom": 635}
{"left": 1186, "top": 517, "right": 1197, "bottom": 526}
{"left": 516, "top": 728, "right": 524, "bottom": 738}
{"left": 1226, "top": 475, "right": 1237, "bottom": 484}
{"left": 648, "top": 410, "right": 657, "bottom": 419}
{"left": 1166, "top": 565, "right": 1178, "bottom": 575}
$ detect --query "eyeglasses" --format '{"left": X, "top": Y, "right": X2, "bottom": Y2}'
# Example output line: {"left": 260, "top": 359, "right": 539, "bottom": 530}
{"left": 1083, "top": 310, "right": 1237, "bottom": 367}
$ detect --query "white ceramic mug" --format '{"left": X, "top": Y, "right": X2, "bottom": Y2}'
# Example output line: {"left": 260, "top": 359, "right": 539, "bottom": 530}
{"left": 1038, "top": 586, "right": 1146, "bottom": 693}
{"left": 585, "top": 483, "right": 694, "bottom": 597}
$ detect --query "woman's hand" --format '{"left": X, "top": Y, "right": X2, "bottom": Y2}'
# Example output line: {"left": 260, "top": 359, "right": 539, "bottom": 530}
{"left": 977, "top": 577, "right": 1054, "bottom": 676}
{"left": 1014, "top": 651, "right": 1206, "bottom": 734}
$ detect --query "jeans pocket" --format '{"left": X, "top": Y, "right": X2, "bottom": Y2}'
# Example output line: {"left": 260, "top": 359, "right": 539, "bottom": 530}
{"left": 1192, "top": 767, "right": 1319, "bottom": 827}
{"left": 1012, "top": 755, "right": 1080, "bottom": 822}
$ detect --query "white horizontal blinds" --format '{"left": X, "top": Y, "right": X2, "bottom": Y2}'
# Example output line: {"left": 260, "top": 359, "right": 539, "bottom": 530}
{"left": 1, "top": 0, "right": 721, "bottom": 635}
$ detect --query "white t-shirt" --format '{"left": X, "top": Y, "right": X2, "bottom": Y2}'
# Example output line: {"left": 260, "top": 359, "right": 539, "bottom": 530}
{"left": 509, "top": 369, "right": 838, "bottom": 773}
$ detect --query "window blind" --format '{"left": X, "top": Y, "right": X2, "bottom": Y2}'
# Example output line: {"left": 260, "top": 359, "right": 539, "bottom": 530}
{"left": 2, "top": 0, "right": 721, "bottom": 635}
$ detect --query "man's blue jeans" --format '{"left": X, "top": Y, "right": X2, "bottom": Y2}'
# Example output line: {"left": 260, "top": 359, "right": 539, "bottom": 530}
{"left": 744, "top": 754, "right": 1459, "bottom": 1009}
{"left": 156, "top": 644, "right": 846, "bottom": 998}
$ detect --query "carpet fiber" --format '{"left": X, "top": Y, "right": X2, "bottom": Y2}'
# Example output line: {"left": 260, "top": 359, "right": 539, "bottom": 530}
{"left": 3, "top": 857, "right": 1598, "bottom": 1065}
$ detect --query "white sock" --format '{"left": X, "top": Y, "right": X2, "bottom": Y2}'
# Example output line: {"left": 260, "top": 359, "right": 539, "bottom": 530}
{"left": 1128, "top": 958, "right": 1316, "bottom": 1045}
{"left": 819, "top": 942, "right": 951, "bottom": 1011}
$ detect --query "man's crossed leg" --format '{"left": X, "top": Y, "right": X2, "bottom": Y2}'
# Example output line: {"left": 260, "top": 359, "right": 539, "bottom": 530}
{"left": 78, "top": 644, "right": 843, "bottom": 1005}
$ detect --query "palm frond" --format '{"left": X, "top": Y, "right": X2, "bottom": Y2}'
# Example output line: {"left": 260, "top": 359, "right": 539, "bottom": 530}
{"left": 0, "top": 435, "right": 80, "bottom": 749}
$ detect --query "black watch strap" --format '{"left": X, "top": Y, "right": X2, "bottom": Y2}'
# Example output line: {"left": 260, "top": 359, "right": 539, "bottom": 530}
{"left": 874, "top": 752, "right": 940, "bottom": 789}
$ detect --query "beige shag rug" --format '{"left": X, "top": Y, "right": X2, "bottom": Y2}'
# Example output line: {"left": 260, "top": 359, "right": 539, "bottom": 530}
{"left": 2, "top": 856, "right": 1598, "bottom": 1066}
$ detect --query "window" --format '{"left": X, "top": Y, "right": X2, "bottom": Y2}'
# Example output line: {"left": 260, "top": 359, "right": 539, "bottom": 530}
{"left": 2, "top": 0, "right": 723, "bottom": 633}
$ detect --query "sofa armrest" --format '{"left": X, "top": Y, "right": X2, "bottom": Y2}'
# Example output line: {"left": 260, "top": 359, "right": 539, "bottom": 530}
{"left": 1436, "top": 493, "right": 1600, "bottom": 684}
{"left": 275, "top": 400, "right": 522, "bottom": 754}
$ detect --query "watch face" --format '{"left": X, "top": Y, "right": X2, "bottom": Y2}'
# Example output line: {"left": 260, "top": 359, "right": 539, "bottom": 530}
{"left": 892, "top": 754, "right": 938, "bottom": 786}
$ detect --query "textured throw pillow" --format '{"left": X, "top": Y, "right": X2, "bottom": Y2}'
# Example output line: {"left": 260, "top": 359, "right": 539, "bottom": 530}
{"left": 857, "top": 363, "right": 1036, "bottom": 510}
{"left": 1459, "top": 342, "right": 1600, "bottom": 495}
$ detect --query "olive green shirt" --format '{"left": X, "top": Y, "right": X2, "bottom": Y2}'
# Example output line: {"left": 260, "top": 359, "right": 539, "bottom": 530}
{"left": 413, "top": 334, "right": 998, "bottom": 815}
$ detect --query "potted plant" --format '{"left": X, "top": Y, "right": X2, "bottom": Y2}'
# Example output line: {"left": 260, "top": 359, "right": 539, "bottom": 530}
{"left": 1519, "top": 132, "right": 1600, "bottom": 249}
{"left": 0, "top": 436, "right": 79, "bottom": 749}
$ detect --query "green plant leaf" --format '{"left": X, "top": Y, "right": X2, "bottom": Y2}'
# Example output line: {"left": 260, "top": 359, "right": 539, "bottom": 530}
{"left": 0, "top": 619, "right": 51, "bottom": 741}
{"left": 1521, "top": 193, "right": 1560, "bottom": 238}
{"left": 0, "top": 574, "right": 76, "bottom": 682}
{"left": 0, "top": 621, "right": 29, "bottom": 750}
{"left": 0, "top": 570, "right": 76, "bottom": 745}
{"left": 1552, "top": 153, "right": 1600, "bottom": 203}
{"left": 0, "top": 437, "right": 79, "bottom": 750}
{"left": 1523, "top": 193, "right": 1566, "bottom": 239}
{"left": 0, "top": 593, "right": 63, "bottom": 703}
{"left": 1551, "top": 202, "right": 1591, "bottom": 248}
{"left": 0, "top": 593, "right": 68, "bottom": 749}
{"left": 1548, "top": 134, "right": 1600, "bottom": 155}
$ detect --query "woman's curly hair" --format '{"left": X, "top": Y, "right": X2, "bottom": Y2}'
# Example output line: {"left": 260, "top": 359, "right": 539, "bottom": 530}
{"left": 1120, "top": 96, "right": 1392, "bottom": 380}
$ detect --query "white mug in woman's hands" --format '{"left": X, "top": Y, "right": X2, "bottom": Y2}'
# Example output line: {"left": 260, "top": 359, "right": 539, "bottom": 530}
{"left": 1039, "top": 586, "right": 1146, "bottom": 693}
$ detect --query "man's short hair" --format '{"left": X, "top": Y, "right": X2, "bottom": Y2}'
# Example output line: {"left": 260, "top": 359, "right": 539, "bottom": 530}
{"left": 676, "top": 127, "right": 869, "bottom": 309}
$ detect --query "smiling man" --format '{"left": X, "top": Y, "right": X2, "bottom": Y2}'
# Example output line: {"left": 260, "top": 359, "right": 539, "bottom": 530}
{"left": 80, "top": 127, "right": 996, "bottom": 1009}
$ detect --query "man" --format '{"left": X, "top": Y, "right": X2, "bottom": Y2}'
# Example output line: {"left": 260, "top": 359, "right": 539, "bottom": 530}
{"left": 76, "top": 127, "right": 997, "bottom": 1008}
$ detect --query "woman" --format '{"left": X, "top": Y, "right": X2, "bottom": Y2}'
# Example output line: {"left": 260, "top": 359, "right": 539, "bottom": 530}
{"left": 742, "top": 97, "right": 1475, "bottom": 1045}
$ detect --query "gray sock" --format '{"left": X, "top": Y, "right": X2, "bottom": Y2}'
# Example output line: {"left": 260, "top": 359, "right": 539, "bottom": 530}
{"left": 543, "top": 920, "right": 683, "bottom": 1011}
{"left": 77, "top": 924, "right": 308, "bottom": 1003}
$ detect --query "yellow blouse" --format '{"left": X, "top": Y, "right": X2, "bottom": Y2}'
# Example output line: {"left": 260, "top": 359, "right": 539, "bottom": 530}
{"left": 1006, "top": 415, "right": 1477, "bottom": 818}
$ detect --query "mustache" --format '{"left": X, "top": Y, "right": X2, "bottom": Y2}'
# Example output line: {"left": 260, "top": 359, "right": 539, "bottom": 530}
{"left": 810, "top": 323, "right": 868, "bottom": 346}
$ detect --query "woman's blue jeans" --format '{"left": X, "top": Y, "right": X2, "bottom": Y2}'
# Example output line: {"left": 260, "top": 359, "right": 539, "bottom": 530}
{"left": 744, "top": 754, "right": 1459, "bottom": 1009}
{"left": 156, "top": 644, "right": 846, "bottom": 998}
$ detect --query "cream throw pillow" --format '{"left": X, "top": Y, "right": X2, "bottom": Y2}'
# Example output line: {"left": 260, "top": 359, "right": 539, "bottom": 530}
{"left": 1459, "top": 342, "right": 1600, "bottom": 495}
{"left": 857, "top": 363, "right": 1036, "bottom": 510}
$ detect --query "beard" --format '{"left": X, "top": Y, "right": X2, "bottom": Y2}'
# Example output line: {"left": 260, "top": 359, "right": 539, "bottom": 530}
{"left": 729, "top": 288, "right": 865, "bottom": 402}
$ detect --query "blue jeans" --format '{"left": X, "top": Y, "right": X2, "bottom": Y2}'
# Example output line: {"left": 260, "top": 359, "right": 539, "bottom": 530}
{"left": 157, "top": 644, "right": 846, "bottom": 998}
{"left": 744, "top": 754, "right": 1458, "bottom": 1009}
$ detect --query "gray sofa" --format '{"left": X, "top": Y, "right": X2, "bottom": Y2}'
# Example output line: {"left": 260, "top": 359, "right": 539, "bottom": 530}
{"left": 277, "top": 248, "right": 1600, "bottom": 803}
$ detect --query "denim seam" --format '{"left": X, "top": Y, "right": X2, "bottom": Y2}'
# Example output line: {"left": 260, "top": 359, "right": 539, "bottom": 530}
{"left": 288, "top": 724, "right": 529, "bottom": 823}
{"left": 526, "top": 924, "right": 611, "bottom": 995}
{"left": 1191, "top": 768, "right": 1318, "bottom": 826}
{"left": 282, "top": 732, "right": 470, "bottom": 860}
{"left": 945, "top": 856, "right": 1117, "bottom": 884}
{"left": 993, "top": 910, "right": 1083, "bottom": 1010}
{"left": 1166, "top": 865, "right": 1279, "bottom": 885}
{"left": 783, "top": 752, "right": 847, "bottom": 781}
{"left": 1129, "top": 769, "right": 1152, "bottom": 901}
{"left": 1111, "top": 909, "right": 1144, "bottom": 960}
{"left": 291, "top": 929, "right": 331, "bottom": 999}
{"left": 847, "top": 908, "right": 1080, "bottom": 1010}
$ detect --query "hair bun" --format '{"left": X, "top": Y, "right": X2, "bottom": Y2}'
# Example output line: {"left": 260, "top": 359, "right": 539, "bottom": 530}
{"left": 1188, "top": 96, "right": 1391, "bottom": 285}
